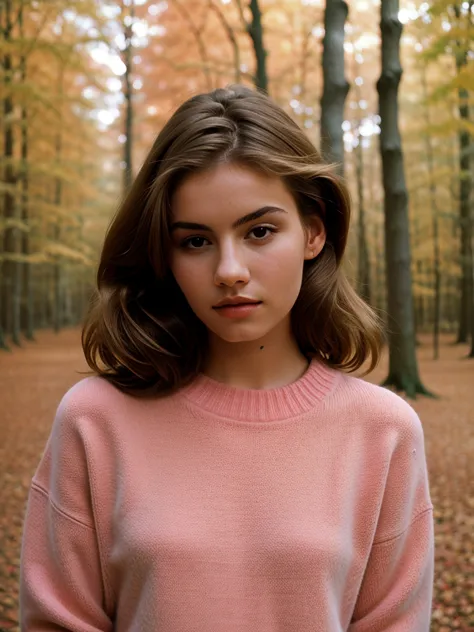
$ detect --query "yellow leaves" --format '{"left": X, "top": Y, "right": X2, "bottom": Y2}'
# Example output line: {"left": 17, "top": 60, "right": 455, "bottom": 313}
{"left": 0, "top": 218, "right": 30, "bottom": 234}
{"left": 42, "top": 242, "right": 94, "bottom": 266}
{"left": 412, "top": 282, "right": 436, "bottom": 298}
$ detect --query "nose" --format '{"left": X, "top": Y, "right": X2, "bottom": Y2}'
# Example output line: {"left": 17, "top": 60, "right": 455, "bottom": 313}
{"left": 214, "top": 243, "right": 250, "bottom": 287}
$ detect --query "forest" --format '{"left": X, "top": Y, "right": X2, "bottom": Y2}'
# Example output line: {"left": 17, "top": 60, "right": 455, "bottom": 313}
{"left": 1, "top": 2, "right": 474, "bottom": 630}
{"left": 0, "top": 0, "right": 473, "bottom": 395}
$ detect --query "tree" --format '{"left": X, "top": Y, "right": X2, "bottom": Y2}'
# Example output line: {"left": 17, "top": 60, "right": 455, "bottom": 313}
{"left": 377, "top": 0, "right": 431, "bottom": 397}
{"left": 420, "top": 64, "right": 442, "bottom": 359}
{"left": 122, "top": 0, "right": 136, "bottom": 194}
{"left": 452, "top": 3, "right": 473, "bottom": 344}
{"left": 0, "top": 0, "right": 117, "bottom": 345}
{"left": 234, "top": 0, "right": 268, "bottom": 92}
{"left": 320, "top": 0, "right": 350, "bottom": 174}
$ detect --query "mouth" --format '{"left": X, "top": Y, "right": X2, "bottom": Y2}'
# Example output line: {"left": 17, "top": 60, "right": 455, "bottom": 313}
{"left": 213, "top": 301, "right": 262, "bottom": 310}
{"left": 212, "top": 301, "right": 263, "bottom": 318}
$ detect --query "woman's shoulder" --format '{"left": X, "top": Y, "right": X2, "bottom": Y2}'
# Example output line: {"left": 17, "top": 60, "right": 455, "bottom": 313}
{"left": 329, "top": 371, "right": 424, "bottom": 437}
{"left": 56, "top": 375, "right": 132, "bottom": 419}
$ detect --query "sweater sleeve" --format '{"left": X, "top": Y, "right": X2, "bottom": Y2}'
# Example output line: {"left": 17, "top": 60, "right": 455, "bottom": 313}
{"left": 349, "top": 400, "right": 435, "bottom": 631}
{"left": 348, "top": 507, "right": 434, "bottom": 631}
{"left": 19, "top": 384, "right": 114, "bottom": 631}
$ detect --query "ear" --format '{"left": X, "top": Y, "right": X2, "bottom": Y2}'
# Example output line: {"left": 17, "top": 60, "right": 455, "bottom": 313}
{"left": 303, "top": 212, "right": 326, "bottom": 261}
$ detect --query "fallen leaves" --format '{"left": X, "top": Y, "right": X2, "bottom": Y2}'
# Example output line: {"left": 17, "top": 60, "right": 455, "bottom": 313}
{"left": 1, "top": 330, "right": 473, "bottom": 631}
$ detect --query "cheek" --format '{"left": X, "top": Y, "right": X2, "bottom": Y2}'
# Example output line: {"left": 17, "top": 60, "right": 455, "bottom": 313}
{"left": 170, "top": 256, "right": 205, "bottom": 302}
{"left": 257, "top": 237, "right": 305, "bottom": 284}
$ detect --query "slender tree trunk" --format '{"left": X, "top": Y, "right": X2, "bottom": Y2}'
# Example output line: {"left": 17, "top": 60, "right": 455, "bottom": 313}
{"left": 421, "top": 66, "right": 441, "bottom": 359}
{"left": 377, "top": 0, "right": 431, "bottom": 397}
{"left": 0, "top": 2, "right": 7, "bottom": 349}
{"left": 17, "top": 4, "right": 34, "bottom": 341}
{"left": 52, "top": 65, "right": 64, "bottom": 333}
{"left": 355, "top": 133, "right": 371, "bottom": 303}
{"left": 248, "top": 0, "right": 268, "bottom": 92}
{"left": 123, "top": 1, "right": 135, "bottom": 195}
{"left": 454, "top": 5, "right": 472, "bottom": 344}
{"left": 20, "top": 78, "right": 34, "bottom": 340}
{"left": 456, "top": 87, "right": 472, "bottom": 343}
{"left": 1, "top": 0, "right": 21, "bottom": 347}
{"left": 320, "top": 0, "right": 350, "bottom": 175}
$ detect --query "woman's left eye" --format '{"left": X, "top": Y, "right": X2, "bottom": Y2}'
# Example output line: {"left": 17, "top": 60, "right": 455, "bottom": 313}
{"left": 248, "top": 226, "right": 277, "bottom": 240}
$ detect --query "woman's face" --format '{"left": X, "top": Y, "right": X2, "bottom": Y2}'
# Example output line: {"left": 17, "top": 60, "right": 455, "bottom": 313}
{"left": 169, "top": 162, "right": 325, "bottom": 346}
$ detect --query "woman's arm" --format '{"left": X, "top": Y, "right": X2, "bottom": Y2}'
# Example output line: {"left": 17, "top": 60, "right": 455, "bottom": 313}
{"left": 349, "top": 401, "right": 435, "bottom": 631}
{"left": 349, "top": 506, "right": 434, "bottom": 631}
{"left": 19, "top": 384, "right": 114, "bottom": 630}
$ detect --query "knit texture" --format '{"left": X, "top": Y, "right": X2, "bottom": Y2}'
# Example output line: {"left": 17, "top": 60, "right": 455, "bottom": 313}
{"left": 19, "top": 358, "right": 434, "bottom": 631}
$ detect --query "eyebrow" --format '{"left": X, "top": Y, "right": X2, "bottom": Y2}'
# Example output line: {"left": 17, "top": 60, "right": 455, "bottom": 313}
{"left": 170, "top": 206, "right": 287, "bottom": 233}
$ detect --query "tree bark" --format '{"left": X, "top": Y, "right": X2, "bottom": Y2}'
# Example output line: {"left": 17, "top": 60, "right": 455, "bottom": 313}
{"left": 420, "top": 66, "right": 441, "bottom": 359}
{"left": 0, "top": 1, "right": 7, "bottom": 349}
{"left": 52, "top": 64, "right": 64, "bottom": 333}
{"left": 248, "top": 0, "right": 268, "bottom": 92}
{"left": 320, "top": 0, "right": 350, "bottom": 175}
{"left": 20, "top": 51, "right": 34, "bottom": 340}
{"left": 355, "top": 136, "right": 371, "bottom": 304}
{"left": 377, "top": 0, "right": 431, "bottom": 397}
{"left": 453, "top": 4, "right": 473, "bottom": 344}
{"left": 122, "top": 1, "right": 134, "bottom": 195}
{"left": 1, "top": 0, "right": 21, "bottom": 347}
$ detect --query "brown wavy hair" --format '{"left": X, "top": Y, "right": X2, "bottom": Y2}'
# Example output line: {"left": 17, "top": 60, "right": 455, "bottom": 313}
{"left": 82, "top": 84, "right": 384, "bottom": 397}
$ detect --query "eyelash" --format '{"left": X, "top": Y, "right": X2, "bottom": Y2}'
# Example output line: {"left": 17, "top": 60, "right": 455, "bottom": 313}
{"left": 179, "top": 225, "right": 278, "bottom": 250}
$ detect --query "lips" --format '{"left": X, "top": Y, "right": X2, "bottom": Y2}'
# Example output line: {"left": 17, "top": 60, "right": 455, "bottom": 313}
{"left": 213, "top": 301, "right": 262, "bottom": 309}
{"left": 213, "top": 298, "right": 262, "bottom": 309}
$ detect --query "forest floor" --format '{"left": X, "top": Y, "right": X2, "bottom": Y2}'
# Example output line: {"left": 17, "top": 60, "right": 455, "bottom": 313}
{"left": 0, "top": 328, "right": 473, "bottom": 631}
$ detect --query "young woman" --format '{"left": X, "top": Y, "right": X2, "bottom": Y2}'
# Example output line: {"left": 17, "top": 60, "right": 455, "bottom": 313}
{"left": 19, "top": 85, "right": 434, "bottom": 631}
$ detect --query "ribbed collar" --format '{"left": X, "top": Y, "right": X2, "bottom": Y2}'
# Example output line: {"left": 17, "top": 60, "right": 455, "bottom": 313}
{"left": 180, "top": 358, "right": 338, "bottom": 422}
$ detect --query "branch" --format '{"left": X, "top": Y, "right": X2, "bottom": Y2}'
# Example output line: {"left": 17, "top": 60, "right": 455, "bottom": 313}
{"left": 169, "top": 0, "right": 213, "bottom": 90}
{"left": 233, "top": 0, "right": 250, "bottom": 32}
{"left": 208, "top": 0, "right": 241, "bottom": 82}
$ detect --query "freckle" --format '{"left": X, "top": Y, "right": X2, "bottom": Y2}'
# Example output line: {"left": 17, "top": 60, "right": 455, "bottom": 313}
{"left": 260, "top": 346, "right": 264, "bottom": 350}
{"left": 412, "top": 449, "right": 417, "bottom": 455}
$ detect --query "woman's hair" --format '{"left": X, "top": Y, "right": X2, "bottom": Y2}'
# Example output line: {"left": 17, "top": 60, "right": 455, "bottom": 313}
{"left": 82, "top": 84, "right": 385, "bottom": 397}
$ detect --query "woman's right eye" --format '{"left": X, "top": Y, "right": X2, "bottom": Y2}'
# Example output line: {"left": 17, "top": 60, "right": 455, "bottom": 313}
{"left": 181, "top": 236, "right": 210, "bottom": 249}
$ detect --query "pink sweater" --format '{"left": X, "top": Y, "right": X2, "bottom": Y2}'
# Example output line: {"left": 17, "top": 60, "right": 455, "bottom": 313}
{"left": 19, "top": 359, "right": 434, "bottom": 631}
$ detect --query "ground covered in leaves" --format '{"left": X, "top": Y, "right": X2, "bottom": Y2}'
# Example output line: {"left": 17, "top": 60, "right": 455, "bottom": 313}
{"left": 1, "top": 329, "right": 473, "bottom": 630}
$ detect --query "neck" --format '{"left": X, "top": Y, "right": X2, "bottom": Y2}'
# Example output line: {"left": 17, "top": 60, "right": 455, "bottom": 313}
{"left": 202, "top": 318, "right": 309, "bottom": 390}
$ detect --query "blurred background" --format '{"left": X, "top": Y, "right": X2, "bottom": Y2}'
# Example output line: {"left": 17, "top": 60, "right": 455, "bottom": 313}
{"left": 0, "top": 0, "right": 473, "bottom": 630}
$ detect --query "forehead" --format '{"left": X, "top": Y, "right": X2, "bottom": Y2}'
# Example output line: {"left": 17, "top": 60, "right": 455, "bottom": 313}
{"left": 171, "top": 163, "right": 298, "bottom": 222}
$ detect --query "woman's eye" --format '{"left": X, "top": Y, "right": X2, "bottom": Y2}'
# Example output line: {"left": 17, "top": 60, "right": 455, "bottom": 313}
{"left": 180, "top": 226, "right": 276, "bottom": 249}
{"left": 248, "top": 226, "right": 276, "bottom": 240}
{"left": 181, "top": 236, "right": 209, "bottom": 249}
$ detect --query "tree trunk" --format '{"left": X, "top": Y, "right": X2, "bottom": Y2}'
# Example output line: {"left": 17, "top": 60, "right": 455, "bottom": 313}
{"left": 20, "top": 70, "right": 34, "bottom": 340}
{"left": 248, "top": 0, "right": 268, "bottom": 92}
{"left": 320, "top": 0, "right": 350, "bottom": 175}
{"left": 454, "top": 4, "right": 472, "bottom": 344}
{"left": 421, "top": 66, "right": 441, "bottom": 359}
{"left": 355, "top": 136, "right": 371, "bottom": 303}
{"left": 18, "top": 4, "right": 34, "bottom": 341}
{"left": 377, "top": 0, "right": 431, "bottom": 397}
{"left": 123, "top": 2, "right": 134, "bottom": 195}
{"left": 456, "top": 89, "right": 472, "bottom": 343}
{"left": 52, "top": 65, "right": 64, "bottom": 333}
{"left": 1, "top": 0, "right": 21, "bottom": 347}
{"left": 0, "top": 3, "right": 6, "bottom": 349}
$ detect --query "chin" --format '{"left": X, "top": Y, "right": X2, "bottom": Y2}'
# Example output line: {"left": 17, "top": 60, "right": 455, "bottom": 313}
{"left": 209, "top": 325, "right": 273, "bottom": 345}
